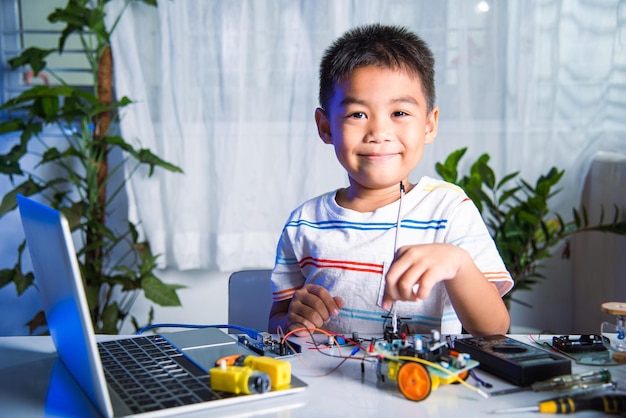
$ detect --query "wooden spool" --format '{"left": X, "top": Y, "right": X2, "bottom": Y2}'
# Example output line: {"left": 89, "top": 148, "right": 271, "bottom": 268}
{"left": 601, "top": 302, "right": 626, "bottom": 364}
{"left": 602, "top": 302, "right": 626, "bottom": 316}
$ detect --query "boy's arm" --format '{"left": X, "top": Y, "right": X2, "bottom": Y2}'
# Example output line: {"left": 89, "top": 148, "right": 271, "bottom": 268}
{"left": 382, "top": 243, "right": 510, "bottom": 336}
{"left": 268, "top": 299, "right": 292, "bottom": 334}
{"left": 268, "top": 284, "right": 343, "bottom": 336}
{"left": 442, "top": 249, "right": 510, "bottom": 336}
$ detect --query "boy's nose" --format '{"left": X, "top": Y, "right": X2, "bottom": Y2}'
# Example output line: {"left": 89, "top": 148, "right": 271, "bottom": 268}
{"left": 365, "top": 117, "right": 392, "bottom": 142}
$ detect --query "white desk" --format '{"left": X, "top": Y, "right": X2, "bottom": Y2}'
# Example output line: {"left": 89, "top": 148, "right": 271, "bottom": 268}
{"left": 1, "top": 334, "right": 624, "bottom": 417}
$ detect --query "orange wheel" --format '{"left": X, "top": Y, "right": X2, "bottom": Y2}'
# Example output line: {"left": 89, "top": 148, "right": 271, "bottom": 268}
{"left": 452, "top": 370, "right": 470, "bottom": 384}
{"left": 396, "top": 362, "right": 432, "bottom": 401}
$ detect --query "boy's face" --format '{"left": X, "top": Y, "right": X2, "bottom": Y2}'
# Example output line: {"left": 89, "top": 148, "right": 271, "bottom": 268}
{"left": 316, "top": 65, "right": 438, "bottom": 194}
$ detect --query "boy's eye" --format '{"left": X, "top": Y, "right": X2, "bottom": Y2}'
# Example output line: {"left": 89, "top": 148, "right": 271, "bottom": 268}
{"left": 348, "top": 112, "right": 367, "bottom": 119}
{"left": 392, "top": 111, "right": 408, "bottom": 117}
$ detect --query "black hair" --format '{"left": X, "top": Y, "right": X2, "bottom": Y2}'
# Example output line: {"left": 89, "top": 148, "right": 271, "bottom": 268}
{"left": 318, "top": 24, "right": 436, "bottom": 114}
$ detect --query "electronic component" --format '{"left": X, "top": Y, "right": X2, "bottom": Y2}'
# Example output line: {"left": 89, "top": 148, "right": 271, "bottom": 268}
{"left": 215, "top": 354, "right": 291, "bottom": 389}
{"left": 552, "top": 334, "right": 607, "bottom": 353}
{"left": 209, "top": 364, "right": 270, "bottom": 395}
{"left": 374, "top": 330, "right": 481, "bottom": 401}
{"left": 454, "top": 335, "right": 571, "bottom": 387}
{"left": 237, "top": 332, "right": 301, "bottom": 357}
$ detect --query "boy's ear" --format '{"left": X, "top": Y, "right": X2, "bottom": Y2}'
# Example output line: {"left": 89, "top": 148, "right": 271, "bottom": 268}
{"left": 424, "top": 107, "right": 439, "bottom": 144}
{"left": 315, "top": 108, "right": 333, "bottom": 144}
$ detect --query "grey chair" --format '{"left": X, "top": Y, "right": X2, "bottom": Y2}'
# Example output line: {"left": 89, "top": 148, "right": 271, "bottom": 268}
{"left": 227, "top": 269, "right": 273, "bottom": 332}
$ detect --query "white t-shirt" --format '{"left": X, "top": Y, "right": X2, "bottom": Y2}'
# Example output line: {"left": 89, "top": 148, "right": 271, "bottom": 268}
{"left": 271, "top": 176, "right": 513, "bottom": 335}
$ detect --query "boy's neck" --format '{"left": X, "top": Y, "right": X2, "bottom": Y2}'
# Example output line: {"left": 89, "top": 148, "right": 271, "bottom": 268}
{"left": 336, "top": 182, "right": 412, "bottom": 212}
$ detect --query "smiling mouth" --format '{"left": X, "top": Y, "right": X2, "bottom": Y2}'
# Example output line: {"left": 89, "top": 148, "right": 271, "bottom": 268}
{"left": 359, "top": 153, "right": 399, "bottom": 161}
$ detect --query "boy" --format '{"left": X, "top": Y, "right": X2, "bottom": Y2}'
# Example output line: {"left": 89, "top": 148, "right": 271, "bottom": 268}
{"left": 269, "top": 24, "right": 512, "bottom": 337}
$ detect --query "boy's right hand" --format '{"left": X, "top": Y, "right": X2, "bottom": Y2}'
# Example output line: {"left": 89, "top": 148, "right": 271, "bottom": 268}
{"left": 286, "top": 284, "right": 343, "bottom": 336}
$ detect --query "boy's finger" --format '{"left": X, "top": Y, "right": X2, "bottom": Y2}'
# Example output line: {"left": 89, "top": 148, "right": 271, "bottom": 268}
{"left": 381, "top": 297, "right": 393, "bottom": 311}
{"left": 308, "top": 284, "right": 341, "bottom": 316}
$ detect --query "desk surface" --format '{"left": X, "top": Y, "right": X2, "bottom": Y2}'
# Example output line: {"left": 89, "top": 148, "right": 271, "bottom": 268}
{"left": 1, "top": 334, "right": 624, "bottom": 417}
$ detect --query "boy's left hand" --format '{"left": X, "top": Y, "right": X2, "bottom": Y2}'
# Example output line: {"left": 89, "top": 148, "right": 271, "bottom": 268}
{"left": 381, "top": 243, "right": 466, "bottom": 310}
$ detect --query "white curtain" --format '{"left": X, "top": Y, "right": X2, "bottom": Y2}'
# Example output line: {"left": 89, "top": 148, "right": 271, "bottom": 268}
{"left": 105, "top": 0, "right": 626, "bottom": 272}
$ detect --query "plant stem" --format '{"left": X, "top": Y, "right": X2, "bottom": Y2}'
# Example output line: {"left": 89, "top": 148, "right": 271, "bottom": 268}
{"left": 87, "top": 45, "right": 113, "bottom": 323}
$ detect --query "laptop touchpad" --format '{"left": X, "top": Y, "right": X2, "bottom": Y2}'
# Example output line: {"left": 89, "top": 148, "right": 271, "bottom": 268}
{"left": 162, "top": 328, "right": 256, "bottom": 371}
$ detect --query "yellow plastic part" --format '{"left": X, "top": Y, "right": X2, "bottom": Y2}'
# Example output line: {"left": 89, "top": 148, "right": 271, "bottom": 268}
{"left": 430, "top": 375, "right": 440, "bottom": 391}
{"left": 209, "top": 365, "right": 269, "bottom": 395}
{"left": 396, "top": 362, "right": 432, "bottom": 401}
{"left": 387, "top": 360, "right": 401, "bottom": 381}
{"left": 243, "top": 356, "right": 292, "bottom": 388}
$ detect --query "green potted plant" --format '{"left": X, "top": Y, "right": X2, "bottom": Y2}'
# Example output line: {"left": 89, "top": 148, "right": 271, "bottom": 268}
{"left": 436, "top": 147, "right": 626, "bottom": 308}
{"left": 0, "top": 0, "right": 183, "bottom": 334}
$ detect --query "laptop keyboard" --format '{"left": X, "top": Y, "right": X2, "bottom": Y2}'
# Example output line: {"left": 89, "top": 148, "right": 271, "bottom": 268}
{"left": 98, "top": 335, "right": 226, "bottom": 414}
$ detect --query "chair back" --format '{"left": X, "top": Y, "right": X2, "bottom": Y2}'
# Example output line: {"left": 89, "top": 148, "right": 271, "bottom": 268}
{"left": 228, "top": 269, "right": 273, "bottom": 332}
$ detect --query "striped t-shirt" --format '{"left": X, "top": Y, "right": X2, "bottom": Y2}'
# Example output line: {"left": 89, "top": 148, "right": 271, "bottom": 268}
{"left": 271, "top": 176, "right": 513, "bottom": 335}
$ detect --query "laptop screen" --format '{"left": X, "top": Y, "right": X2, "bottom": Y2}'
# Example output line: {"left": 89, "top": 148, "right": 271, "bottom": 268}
{"left": 17, "top": 195, "right": 114, "bottom": 417}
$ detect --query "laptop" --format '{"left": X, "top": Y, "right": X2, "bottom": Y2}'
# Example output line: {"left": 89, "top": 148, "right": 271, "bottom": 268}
{"left": 16, "top": 195, "right": 306, "bottom": 417}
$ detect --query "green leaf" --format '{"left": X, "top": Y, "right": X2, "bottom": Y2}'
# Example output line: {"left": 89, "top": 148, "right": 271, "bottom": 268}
{"left": 496, "top": 171, "right": 519, "bottom": 190}
{"left": 40, "top": 145, "right": 86, "bottom": 165}
{"left": 445, "top": 147, "right": 467, "bottom": 167}
{"left": 14, "top": 271, "right": 35, "bottom": 296}
{"left": 498, "top": 186, "right": 521, "bottom": 206}
{"left": 0, "top": 269, "right": 14, "bottom": 288}
{"left": 581, "top": 206, "right": 589, "bottom": 227}
{"left": 41, "top": 95, "right": 60, "bottom": 118}
{"left": 436, "top": 147, "right": 467, "bottom": 182}
{"left": 0, "top": 119, "right": 25, "bottom": 135}
{"left": 128, "top": 222, "right": 140, "bottom": 244}
{"left": 517, "top": 209, "right": 540, "bottom": 226}
{"left": 478, "top": 163, "right": 496, "bottom": 189}
{"left": 52, "top": 1, "right": 112, "bottom": 49}
{"left": 100, "top": 302, "right": 120, "bottom": 334}
{"left": 85, "top": 285, "right": 100, "bottom": 311}
{"left": 136, "top": 149, "right": 184, "bottom": 176}
{"left": 8, "top": 47, "right": 56, "bottom": 75}
{"left": 26, "top": 310, "right": 47, "bottom": 335}
{"left": 435, "top": 162, "right": 455, "bottom": 182}
{"left": 0, "top": 144, "right": 26, "bottom": 177}
{"left": 572, "top": 208, "right": 581, "bottom": 227}
{"left": 472, "top": 186, "right": 494, "bottom": 211}
{"left": 0, "top": 180, "right": 44, "bottom": 219}
{"left": 1, "top": 85, "right": 73, "bottom": 109}
{"left": 583, "top": 222, "right": 626, "bottom": 235}
{"left": 141, "top": 276, "right": 184, "bottom": 307}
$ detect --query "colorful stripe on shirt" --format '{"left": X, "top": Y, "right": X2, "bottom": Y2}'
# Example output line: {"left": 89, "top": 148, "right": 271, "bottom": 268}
{"left": 339, "top": 307, "right": 446, "bottom": 329}
{"left": 285, "top": 219, "right": 395, "bottom": 231}
{"left": 285, "top": 218, "right": 448, "bottom": 232}
{"left": 272, "top": 286, "right": 300, "bottom": 302}
{"left": 298, "top": 257, "right": 384, "bottom": 274}
{"left": 484, "top": 271, "right": 512, "bottom": 281}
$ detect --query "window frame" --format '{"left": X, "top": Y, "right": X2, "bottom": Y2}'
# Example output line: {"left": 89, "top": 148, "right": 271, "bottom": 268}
{"left": 1, "top": 0, "right": 95, "bottom": 121}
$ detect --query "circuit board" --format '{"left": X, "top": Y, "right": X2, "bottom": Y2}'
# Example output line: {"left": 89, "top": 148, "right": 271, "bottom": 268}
{"left": 237, "top": 332, "right": 301, "bottom": 357}
{"left": 375, "top": 335, "right": 479, "bottom": 382}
